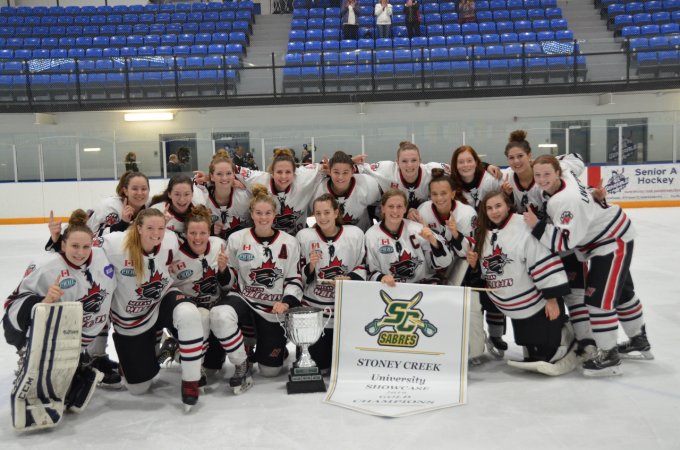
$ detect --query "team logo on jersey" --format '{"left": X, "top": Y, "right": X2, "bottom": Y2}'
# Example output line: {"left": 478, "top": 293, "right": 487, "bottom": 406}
{"left": 389, "top": 251, "right": 423, "bottom": 281}
{"left": 80, "top": 282, "right": 107, "bottom": 314}
{"left": 177, "top": 269, "right": 195, "bottom": 280}
{"left": 23, "top": 264, "right": 36, "bottom": 277}
{"left": 227, "top": 216, "right": 242, "bottom": 230}
{"left": 274, "top": 205, "right": 302, "bottom": 231}
{"left": 342, "top": 212, "right": 358, "bottom": 225}
{"left": 93, "top": 237, "right": 104, "bottom": 248}
{"left": 560, "top": 211, "right": 574, "bottom": 225}
{"left": 135, "top": 270, "right": 168, "bottom": 300}
{"left": 370, "top": 162, "right": 381, "bottom": 171}
{"left": 105, "top": 212, "right": 119, "bottom": 226}
{"left": 104, "top": 264, "right": 114, "bottom": 279}
{"left": 364, "top": 290, "right": 437, "bottom": 348}
{"left": 482, "top": 245, "right": 513, "bottom": 275}
{"left": 318, "top": 257, "right": 348, "bottom": 280}
{"left": 249, "top": 258, "right": 283, "bottom": 288}
{"left": 59, "top": 278, "right": 77, "bottom": 289}
{"left": 192, "top": 266, "right": 218, "bottom": 296}
{"left": 120, "top": 268, "right": 136, "bottom": 277}
{"left": 238, "top": 253, "right": 255, "bottom": 262}
{"left": 379, "top": 245, "right": 394, "bottom": 254}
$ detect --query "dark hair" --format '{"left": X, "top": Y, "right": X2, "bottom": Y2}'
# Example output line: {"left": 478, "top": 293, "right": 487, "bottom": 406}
{"left": 429, "top": 169, "right": 467, "bottom": 203}
{"left": 379, "top": 189, "right": 407, "bottom": 220}
{"left": 150, "top": 174, "right": 193, "bottom": 206}
{"left": 397, "top": 141, "right": 421, "bottom": 159}
{"left": 312, "top": 194, "right": 344, "bottom": 226}
{"left": 472, "top": 190, "right": 514, "bottom": 257}
{"left": 505, "top": 130, "right": 532, "bottom": 157}
{"left": 449, "top": 145, "right": 484, "bottom": 191}
{"left": 115, "top": 171, "right": 149, "bottom": 199}
{"left": 62, "top": 209, "right": 92, "bottom": 242}
{"left": 328, "top": 150, "right": 354, "bottom": 169}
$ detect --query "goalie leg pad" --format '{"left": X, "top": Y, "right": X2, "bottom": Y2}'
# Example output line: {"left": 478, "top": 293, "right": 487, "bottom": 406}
{"left": 11, "top": 303, "right": 82, "bottom": 431}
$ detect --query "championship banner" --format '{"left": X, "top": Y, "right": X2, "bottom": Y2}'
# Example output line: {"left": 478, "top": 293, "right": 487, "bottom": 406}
{"left": 324, "top": 281, "right": 470, "bottom": 417}
{"left": 588, "top": 163, "right": 680, "bottom": 206}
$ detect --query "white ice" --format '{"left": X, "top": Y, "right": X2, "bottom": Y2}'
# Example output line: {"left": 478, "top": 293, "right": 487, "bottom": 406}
{"left": 0, "top": 208, "right": 679, "bottom": 450}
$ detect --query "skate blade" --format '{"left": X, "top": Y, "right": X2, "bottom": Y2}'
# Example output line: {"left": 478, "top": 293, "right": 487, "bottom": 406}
{"left": 583, "top": 365, "right": 623, "bottom": 377}
{"left": 183, "top": 404, "right": 194, "bottom": 413}
{"left": 98, "top": 381, "right": 123, "bottom": 390}
{"left": 619, "top": 351, "right": 654, "bottom": 361}
{"left": 232, "top": 377, "right": 253, "bottom": 395}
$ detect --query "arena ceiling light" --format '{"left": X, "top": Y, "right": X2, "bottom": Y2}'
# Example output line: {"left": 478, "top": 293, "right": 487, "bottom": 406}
{"left": 538, "top": 144, "right": 558, "bottom": 148}
{"left": 83, "top": 147, "right": 101, "bottom": 152}
{"left": 123, "top": 112, "right": 174, "bottom": 122}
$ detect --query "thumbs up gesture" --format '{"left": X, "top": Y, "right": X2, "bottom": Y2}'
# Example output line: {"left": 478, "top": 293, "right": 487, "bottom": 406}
{"left": 419, "top": 223, "right": 439, "bottom": 247}
{"left": 121, "top": 197, "right": 134, "bottom": 222}
{"left": 48, "top": 210, "right": 63, "bottom": 243}
{"left": 44, "top": 275, "right": 64, "bottom": 304}
{"left": 217, "top": 244, "right": 229, "bottom": 272}
{"left": 446, "top": 212, "right": 459, "bottom": 239}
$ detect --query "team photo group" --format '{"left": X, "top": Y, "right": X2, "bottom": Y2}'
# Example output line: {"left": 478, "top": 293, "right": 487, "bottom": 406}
{"left": 3, "top": 131, "right": 654, "bottom": 431}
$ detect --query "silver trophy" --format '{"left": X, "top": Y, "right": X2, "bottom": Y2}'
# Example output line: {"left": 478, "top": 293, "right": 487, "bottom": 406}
{"left": 279, "top": 306, "right": 331, "bottom": 394}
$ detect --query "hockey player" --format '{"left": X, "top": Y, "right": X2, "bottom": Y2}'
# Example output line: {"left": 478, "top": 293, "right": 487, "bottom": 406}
{"left": 312, "top": 151, "right": 381, "bottom": 232}
{"left": 170, "top": 205, "right": 248, "bottom": 386}
{"left": 196, "top": 149, "right": 252, "bottom": 241}
{"left": 526, "top": 155, "right": 653, "bottom": 376}
{"left": 98, "top": 208, "right": 204, "bottom": 409}
{"left": 365, "top": 189, "right": 452, "bottom": 286}
{"left": 150, "top": 174, "right": 206, "bottom": 240}
{"left": 210, "top": 184, "right": 303, "bottom": 387}
{"left": 297, "top": 194, "right": 367, "bottom": 372}
{"left": 467, "top": 191, "right": 579, "bottom": 376}
{"left": 501, "top": 130, "right": 596, "bottom": 359}
{"left": 4, "top": 209, "right": 117, "bottom": 430}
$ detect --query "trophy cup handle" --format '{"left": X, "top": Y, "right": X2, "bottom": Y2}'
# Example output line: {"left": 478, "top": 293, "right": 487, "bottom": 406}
{"left": 275, "top": 312, "right": 288, "bottom": 340}
{"left": 321, "top": 306, "right": 333, "bottom": 331}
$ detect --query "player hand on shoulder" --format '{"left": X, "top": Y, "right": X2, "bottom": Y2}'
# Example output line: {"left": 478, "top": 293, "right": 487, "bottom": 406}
{"left": 487, "top": 164, "right": 503, "bottom": 180}
{"left": 544, "top": 298, "right": 560, "bottom": 321}
{"left": 407, "top": 208, "right": 421, "bottom": 222}
{"left": 218, "top": 244, "right": 229, "bottom": 273}
{"left": 43, "top": 275, "right": 64, "bottom": 304}
{"left": 193, "top": 170, "right": 208, "bottom": 185}
{"left": 380, "top": 275, "right": 397, "bottom": 287}
{"left": 233, "top": 178, "right": 246, "bottom": 191}
{"left": 48, "top": 210, "right": 62, "bottom": 243}
{"left": 272, "top": 301, "right": 289, "bottom": 314}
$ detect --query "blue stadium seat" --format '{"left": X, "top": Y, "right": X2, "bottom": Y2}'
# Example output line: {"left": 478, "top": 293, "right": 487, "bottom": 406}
{"left": 501, "top": 32, "right": 519, "bottom": 43}
{"left": 306, "top": 40, "right": 322, "bottom": 52}
{"left": 496, "top": 21, "right": 514, "bottom": 33}
{"left": 633, "top": 13, "right": 653, "bottom": 26}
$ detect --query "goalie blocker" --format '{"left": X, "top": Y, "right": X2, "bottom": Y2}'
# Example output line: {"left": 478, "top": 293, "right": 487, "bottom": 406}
{"left": 8, "top": 302, "right": 102, "bottom": 432}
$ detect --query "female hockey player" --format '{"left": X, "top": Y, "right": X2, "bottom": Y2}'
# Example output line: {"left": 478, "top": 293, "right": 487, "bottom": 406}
{"left": 525, "top": 155, "right": 653, "bottom": 376}
{"left": 150, "top": 174, "right": 206, "bottom": 239}
{"left": 365, "top": 189, "right": 451, "bottom": 286}
{"left": 466, "top": 191, "right": 579, "bottom": 376}
{"left": 501, "top": 130, "right": 596, "bottom": 359}
{"left": 297, "top": 194, "right": 367, "bottom": 372}
{"left": 170, "top": 205, "right": 248, "bottom": 386}
{"left": 312, "top": 151, "right": 381, "bottom": 232}
{"left": 209, "top": 184, "right": 303, "bottom": 390}
{"left": 99, "top": 208, "right": 204, "bottom": 409}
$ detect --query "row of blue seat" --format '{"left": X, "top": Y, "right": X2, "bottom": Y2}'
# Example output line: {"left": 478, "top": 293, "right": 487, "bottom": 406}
{"left": 0, "top": 32, "right": 250, "bottom": 50}
{"left": 0, "top": 12, "right": 253, "bottom": 27}
{"left": 628, "top": 35, "right": 680, "bottom": 51}
{"left": 636, "top": 50, "right": 680, "bottom": 75}
{"left": 287, "top": 33, "right": 575, "bottom": 52}
{"left": 611, "top": 11, "right": 680, "bottom": 28}
{"left": 0, "top": 2, "right": 254, "bottom": 16}
{"left": 621, "top": 24, "right": 680, "bottom": 36}
{"left": 0, "top": 21, "right": 252, "bottom": 38}
{"left": 0, "top": 44, "right": 246, "bottom": 60}
{"left": 292, "top": 5, "right": 560, "bottom": 20}
{"left": 606, "top": 1, "right": 679, "bottom": 16}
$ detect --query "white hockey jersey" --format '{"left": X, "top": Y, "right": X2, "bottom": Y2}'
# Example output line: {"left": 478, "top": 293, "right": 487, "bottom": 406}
{"left": 459, "top": 171, "right": 502, "bottom": 209}
{"left": 478, "top": 213, "right": 570, "bottom": 320}
{"left": 4, "top": 248, "right": 116, "bottom": 349}
{"left": 87, "top": 196, "right": 128, "bottom": 237}
{"left": 99, "top": 231, "right": 179, "bottom": 336}
{"left": 171, "top": 236, "right": 229, "bottom": 310}
{"left": 312, "top": 175, "right": 381, "bottom": 231}
{"left": 417, "top": 200, "right": 477, "bottom": 257}
{"left": 533, "top": 175, "right": 636, "bottom": 261}
{"left": 359, "top": 161, "right": 450, "bottom": 210}
{"left": 225, "top": 228, "right": 303, "bottom": 322}
{"left": 196, "top": 184, "right": 252, "bottom": 240}
{"left": 297, "top": 225, "right": 367, "bottom": 327}
{"left": 237, "top": 165, "right": 324, "bottom": 235}
{"left": 365, "top": 219, "right": 452, "bottom": 283}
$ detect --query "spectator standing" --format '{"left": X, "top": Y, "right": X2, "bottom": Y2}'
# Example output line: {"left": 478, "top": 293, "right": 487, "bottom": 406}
{"left": 459, "top": 0, "right": 476, "bottom": 24}
{"left": 374, "top": 0, "right": 393, "bottom": 39}
{"left": 404, "top": 0, "right": 420, "bottom": 39}
{"left": 342, "top": 0, "right": 360, "bottom": 40}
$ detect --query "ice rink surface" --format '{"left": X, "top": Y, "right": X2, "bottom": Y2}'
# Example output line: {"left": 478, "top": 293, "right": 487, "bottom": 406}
{"left": 0, "top": 208, "right": 679, "bottom": 450}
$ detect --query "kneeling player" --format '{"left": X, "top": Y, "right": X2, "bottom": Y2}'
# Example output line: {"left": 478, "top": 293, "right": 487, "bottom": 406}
{"left": 468, "top": 192, "right": 578, "bottom": 376}
{"left": 3, "top": 209, "right": 116, "bottom": 431}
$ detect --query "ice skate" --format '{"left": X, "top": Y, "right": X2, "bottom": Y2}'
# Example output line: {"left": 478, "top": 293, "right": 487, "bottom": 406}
{"left": 181, "top": 380, "right": 200, "bottom": 412}
{"left": 575, "top": 338, "right": 598, "bottom": 362}
{"left": 157, "top": 334, "right": 179, "bottom": 366}
{"left": 229, "top": 360, "right": 253, "bottom": 395}
{"left": 583, "top": 347, "right": 622, "bottom": 377}
{"left": 486, "top": 336, "right": 507, "bottom": 358}
{"left": 617, "top": 325, "right": 654, "bottom": 360}
{"left": 198, "top": 367, "right": 207, "bottom": 388}
{"left": 90, "top": 354, "right": 122, "bottom": 389}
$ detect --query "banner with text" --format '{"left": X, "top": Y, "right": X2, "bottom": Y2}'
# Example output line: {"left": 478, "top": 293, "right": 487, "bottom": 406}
{"left": 588, "top": 163, "right": 680, "bottom": 202}
{"left": 324, "top": 281, "right": 470, "bottom": 417}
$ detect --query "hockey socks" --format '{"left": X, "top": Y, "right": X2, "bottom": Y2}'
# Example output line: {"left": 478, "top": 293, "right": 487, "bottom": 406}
{"left": 173, "top": 302, "right": 204, "bottom": 382}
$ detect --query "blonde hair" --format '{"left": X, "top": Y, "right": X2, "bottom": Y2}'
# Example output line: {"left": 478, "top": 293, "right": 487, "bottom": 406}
{"left": 123, "top": 208, "right": 165, "bottom": 285}
{"left": 186, "top": 204, "right": 212, "bottom": 229}
{"left": 267, "top": 148, "right": 296, "bottom": 174}
{"left": 379, "top": 189, "right": 408, "bottom": 220}
{"left": 62, "top": 209, "right": 92, "bottom": 242}
{"left": 209, "top": 149, "right": 237, "bottom": 175}
{"left": 249, "top": 183, "right": 277, "bottom": 212}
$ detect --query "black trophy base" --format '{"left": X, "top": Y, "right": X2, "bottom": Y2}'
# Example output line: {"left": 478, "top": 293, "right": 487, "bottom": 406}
{"left": 286, "top": 366, "right": 327, "bottom": 394}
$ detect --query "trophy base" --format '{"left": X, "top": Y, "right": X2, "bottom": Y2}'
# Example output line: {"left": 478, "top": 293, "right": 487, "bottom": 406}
{"left": 286, "top": 366, "right": 327, "bottom": 394}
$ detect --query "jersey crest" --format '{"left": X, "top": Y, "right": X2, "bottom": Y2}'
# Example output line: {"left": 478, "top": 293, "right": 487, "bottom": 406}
{"left": 249, "top": 258, "right": 283, "bottom": 288}
{"left": 192, "top": 265, "right": 218, "bottom": 296}
{"left": 389, "top": 250, "right": 423, "bottom": 280}
{"left": 105, "top": 212, "right": 119, "bottom": 226}
{"left": 274, "top": 205, "right": 302, "bottom": 231}
{"left": 560, "top": 210, "right": 574, "bottom": 224}
{"left": 135, "top": 270, "right": 169, "bottom": 300}
{"left": 482, "top": 245, "right": 513, "bottom": 276}
{"left": 80, "top": 282, "right": 107, "bottom": 313}
{"left": 318, "top": 257, "right": 348, "bottom": 279}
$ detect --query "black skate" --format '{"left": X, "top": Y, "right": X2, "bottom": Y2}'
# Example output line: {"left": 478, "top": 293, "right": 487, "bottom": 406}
{"left": 90, "top": 354, "right": 122, "bottom": 389}
{"left": 199, "top": 368, "right": 207, "bottom": 388}
{"left": 486, "top": 336, "right": 507, "bottom": 358}
{"left": 617, "top": 325, "right": 654, "bottom": 360}
{"left": 575, "top": 339, "right": 598, "bottom": 362}
{"left": 229, "top": 360, "right": 253, "bottom": 395}
{"left": 181, "top": 380, "right": 200, "bottom": 412}
{"left": 583, "top": 347, "right": 622, "bottom": 377}
{"left": 158, "top": 335, "right": 179, "bottom": 366}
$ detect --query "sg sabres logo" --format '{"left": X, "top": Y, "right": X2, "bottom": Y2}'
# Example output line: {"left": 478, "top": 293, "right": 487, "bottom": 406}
{"left": 249, "top": 258, "right": 283, "bottom": 288}
{"left": 135, "top": 270, "right": 169, "bottom": 300}
{"left": 364, "top": 290, "right": 437, "bottom": 348}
